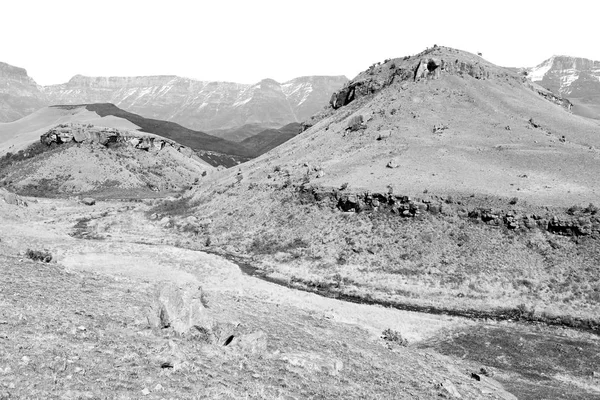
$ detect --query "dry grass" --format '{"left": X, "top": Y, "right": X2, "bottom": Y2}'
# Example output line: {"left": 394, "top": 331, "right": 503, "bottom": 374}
{"left": 170, "top": 184, "right": 600, "bottom": 326}
{"left": 0, "top": 254, "right": 496, "bottom": 399}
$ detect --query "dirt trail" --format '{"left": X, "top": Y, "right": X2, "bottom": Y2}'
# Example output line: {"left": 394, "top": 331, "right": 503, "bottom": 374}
{"left": 0, "top": 197, "right": 470, "bottom": 342}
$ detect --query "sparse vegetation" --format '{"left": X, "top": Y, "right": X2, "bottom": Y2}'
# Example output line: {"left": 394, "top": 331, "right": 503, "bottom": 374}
{"left": 381, "top": 328, "right": 408, "bottom": 346}
{"left": 25, "top": 248, "right": 52, "bottom": 263}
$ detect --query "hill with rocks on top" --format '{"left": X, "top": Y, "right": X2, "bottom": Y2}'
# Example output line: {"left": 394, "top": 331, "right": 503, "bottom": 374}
{"left": 526, "top": 55, "right": 600, "bottom": 119}
{"left": 0, "top": 122, "right": 212, "bottom": 198}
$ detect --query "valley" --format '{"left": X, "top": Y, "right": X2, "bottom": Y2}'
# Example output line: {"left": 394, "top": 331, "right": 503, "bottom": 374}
{"left": 2, "top": 44, "right": 600, "bottom": 399}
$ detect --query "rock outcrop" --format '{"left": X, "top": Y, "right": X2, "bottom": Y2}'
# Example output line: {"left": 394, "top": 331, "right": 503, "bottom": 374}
{"left": 40, "top": 123, "right": 199, "bottom": 160}
{"left": 330, "top": 46, "right": 515, "bottom": 110}
{"left": 300, "top": 186, "right": 600, "bottom": 238}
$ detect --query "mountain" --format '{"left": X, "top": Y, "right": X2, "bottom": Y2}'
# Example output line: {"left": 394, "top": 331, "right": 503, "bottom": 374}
{"left": 40, "top": 74, "right": 348, "bottom": 132}
{"left": 526, "top": 55, "right": 600, "bottom": 119}
{"left": 0, "top": 62, "right": 47, "bottom": 121}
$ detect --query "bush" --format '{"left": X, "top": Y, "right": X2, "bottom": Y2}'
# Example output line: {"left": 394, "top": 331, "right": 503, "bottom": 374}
{"left": 26, "top": 249, "right": 52, "bottom": 263}
{"left": 381, "top": 328, "right": 408, "bottom": 346}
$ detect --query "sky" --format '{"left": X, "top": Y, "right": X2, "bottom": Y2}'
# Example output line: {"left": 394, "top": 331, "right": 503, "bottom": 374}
{"left": 1, "top": 0, "right": 599, "bottom": 86}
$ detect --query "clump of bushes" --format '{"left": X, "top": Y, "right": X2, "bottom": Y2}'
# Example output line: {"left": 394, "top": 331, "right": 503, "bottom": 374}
{"left": 381, "top": 328, "right": 408, "bottom": 346}
{"left": 26, "top": 249, "right": 53, "bottom": 263}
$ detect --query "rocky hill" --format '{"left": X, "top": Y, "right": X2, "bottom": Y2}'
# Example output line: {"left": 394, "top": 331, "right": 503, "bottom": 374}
{"left": 0, "top": 123, "right": 212, "bottom": 198}
{"left": 526, "top": 55, "right": 600, "bottom": 119}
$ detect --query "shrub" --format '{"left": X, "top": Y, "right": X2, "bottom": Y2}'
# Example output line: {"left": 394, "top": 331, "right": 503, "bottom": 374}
{"left": 26, "top": 249, "right": 52, "bottom": 263}
{"left": 381, "top": 328, "right": 408, "bottom": 346}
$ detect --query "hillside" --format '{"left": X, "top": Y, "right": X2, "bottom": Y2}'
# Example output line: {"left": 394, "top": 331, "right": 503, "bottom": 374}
{"left": 148, "top": 46, "right": 600, "bottom": 343}
{"left": 527, "top": 55, "right": 600, "bottom": 119}
{"left": 239, "top": 122, "right": 302, "bottom": 156}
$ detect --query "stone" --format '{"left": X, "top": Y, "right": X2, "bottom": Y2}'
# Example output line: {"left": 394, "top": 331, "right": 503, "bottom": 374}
{"left": 376, "top": 130, "right": 392, "bottom": 140}
{"left": 0, "top": 189, "right": 27, "bottom": 207}
{"left": 228, "top": 331, "right": 268, "bottom": 354}
{"left": 149, "top": 282, "right": 214, "bottom": 335}
{"left": 386, "top": 159, "right": 399, "bottom": 168}
{"left": 280, "top": 352, "right": 343, "bottom": 376}
{"left": 414, "top": 58, "right": 442, "bottom": 81}
{"left": 81, "top": 198, "right": 96, "bottom": 206}
{"left": 346, "top": 115, "right": 366, "bottom": 131}
{"left": 441, "top": 379, "right": 461, "bottom": 398}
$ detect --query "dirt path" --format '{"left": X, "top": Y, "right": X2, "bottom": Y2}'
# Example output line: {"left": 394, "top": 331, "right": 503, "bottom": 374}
{"left": 0, "top": 197, "right": 471, "bottom": 342}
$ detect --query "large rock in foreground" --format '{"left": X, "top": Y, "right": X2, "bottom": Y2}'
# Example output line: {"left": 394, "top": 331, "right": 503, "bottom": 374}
{"left": 148, "top": 282, "right": 214, "bottom": 335}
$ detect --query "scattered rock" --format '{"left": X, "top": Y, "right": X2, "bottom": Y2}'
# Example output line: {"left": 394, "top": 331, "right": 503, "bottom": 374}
{"left": 280, "top": 352, "right": 343, "bottom": 376}
{"left": 441, "top": 379, "right": 461, "bottom": 398}
{"left": 346, "top": 115, "right": 366, "bottom": 132}
{"left": 432, "top": 124, "right": 449, "bottom": 134}
{"left": 228, "top": 331, "right": 268, "bottom": 354}
{"left": 386, "top": 159, "right": 399, "bottom": 169}
{"left": 376, "top": 130, "right": 392, "bottom": 140}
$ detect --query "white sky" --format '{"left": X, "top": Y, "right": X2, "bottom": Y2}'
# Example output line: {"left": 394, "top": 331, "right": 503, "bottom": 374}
{"left": 1, "top": 0, "right": 599, "bottom": 85}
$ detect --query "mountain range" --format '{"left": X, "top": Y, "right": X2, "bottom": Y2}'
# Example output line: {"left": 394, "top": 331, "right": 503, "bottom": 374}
{"left": 526, "top": 55, "right": 600, "bottom": 119}
{"left": 0, "top": 62, "right": 348, "bottom": 133}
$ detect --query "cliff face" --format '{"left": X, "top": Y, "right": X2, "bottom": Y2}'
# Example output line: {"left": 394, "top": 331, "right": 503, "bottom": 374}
{"left": 41, "top": 74, "right": 348, "bottom": 131}
{"left": 0, "top": 62, "right": 47, "bottom": 121}
{"left": 0, "top": 60, "right": 348, "bottom": 131}
{"left": 526, "top": 56, "right": 600, "bottom": 119}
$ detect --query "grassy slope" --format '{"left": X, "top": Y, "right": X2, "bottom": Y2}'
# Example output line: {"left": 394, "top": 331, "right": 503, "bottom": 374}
{"left": 160, "top": 183, "right": 600, "bottom": 326}
{"left": 0, "top": 137, "right": 209, "bottom": 198}
{"left": 240, "top": 123, "right": 302, "bottom": 156}
{"left": 146, "top": 47, "right": 600, "bottom": 328}
{"left": 0, "top": 254, "right": 502, "bottom": 399}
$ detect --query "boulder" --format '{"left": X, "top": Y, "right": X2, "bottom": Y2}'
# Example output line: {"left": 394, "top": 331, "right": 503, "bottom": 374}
{"left": 376, "top": 130, "right": 392, "bottom": 140}
{"left": 280, "top": 352, "right": 343, "bottom": 376}
{"left": 386, "top": 159, "right": 399, "bottom": 168}
{"left": 228, "top": 331, "right": 268, "bottom": 354}
{"left": 81, "top": 198, "right": 96, "bottom": 206}
{"left": 149, "top": 282, "right": 214, "bottom": 335}
{"left": 346, "top": 115, "right": 366, "bottom": 131}
{"left": 414, "top": 58, "right": 442, "bottom": 81}
{"left": 0, "top": 189, "right": 27, "bottom": 207}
